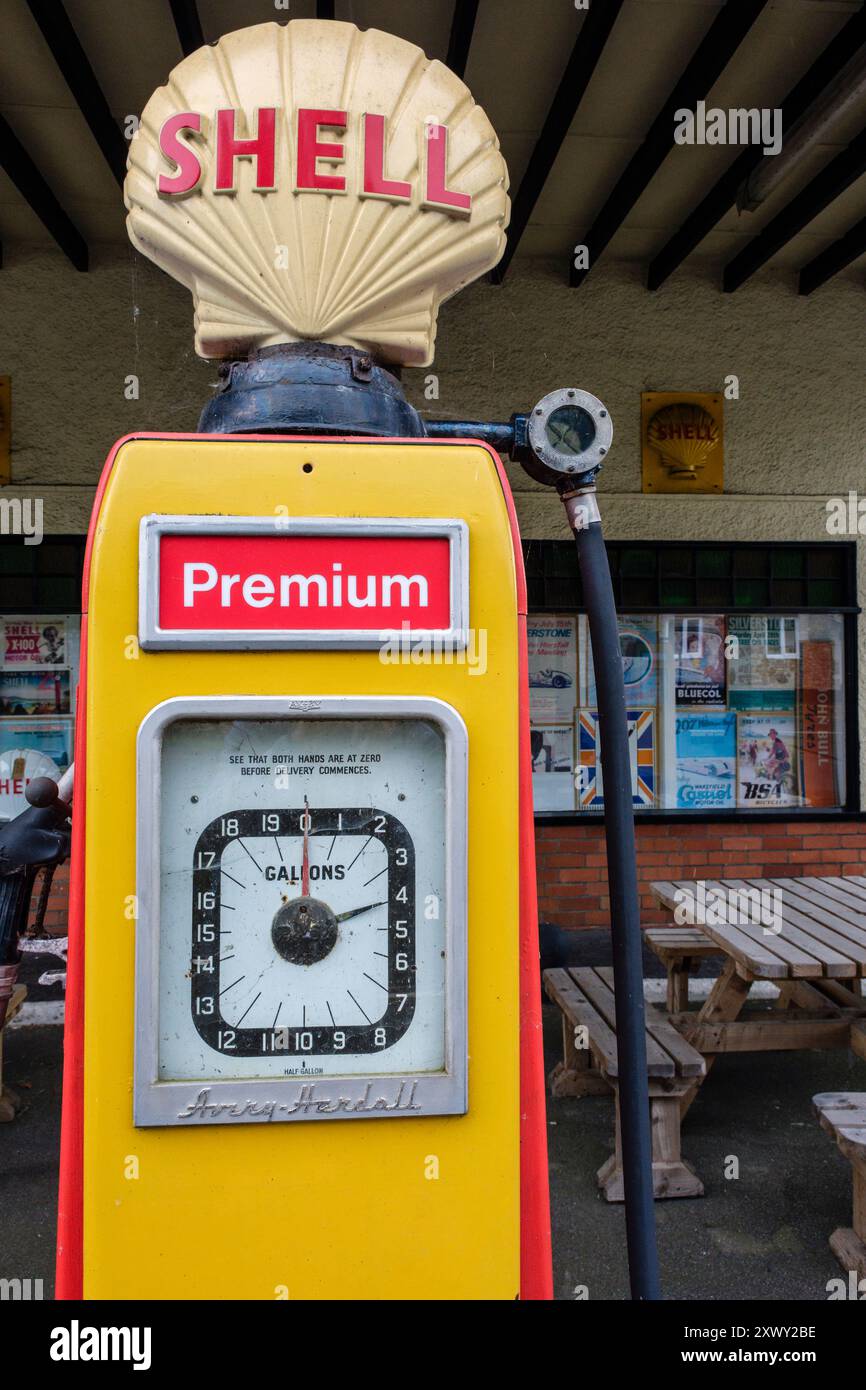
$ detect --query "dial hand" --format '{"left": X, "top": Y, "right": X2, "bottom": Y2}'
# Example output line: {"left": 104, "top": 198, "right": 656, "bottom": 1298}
{"left": 301, "top": 797, "right": 310, "bottom": 897}
{"left": 335, "top": 900, "right": 388, "bottom": 923}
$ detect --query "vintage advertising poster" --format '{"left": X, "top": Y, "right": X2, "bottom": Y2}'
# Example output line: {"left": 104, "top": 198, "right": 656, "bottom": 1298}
{"left": 675, "top": 711, "right": 736, "bottom": 809}
{"left": 581, "top": 615, "right": 658, "bottom": 708}
{"left": 577, "top": 708, "right": 655, "bottom": 810}
{"left": 0, "top": 669, "right": 71, "bottom": 715}
{"left": 799, "top": 640, "right": 837, "bottom": 807}
{"left": 0, "top": 717, "right": 72, "bottom": 820}
{"left": 530, "top": 723, "right": 575, "bottom": 812}
{"left": 736, "top": 713, "right": 799, "bottom": 807}
{"left": 527, "top": 616, "right": 577, "bottom": 722}
{"left": 675, "top": 615, "right": 726, "bottom": 706}
{"left": 727, "top": 615, "right": 797, "bottom": 711}
{"left": 2, "top": 618, "right": 67, "bottom": 666}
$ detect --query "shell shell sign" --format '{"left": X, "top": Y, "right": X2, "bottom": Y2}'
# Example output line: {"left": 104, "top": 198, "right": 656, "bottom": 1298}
{"left": 124, "top": 20, "right": 510, "bottom": 366}
{"left": 641, "top": 392, "right": 724, "bottom": 494}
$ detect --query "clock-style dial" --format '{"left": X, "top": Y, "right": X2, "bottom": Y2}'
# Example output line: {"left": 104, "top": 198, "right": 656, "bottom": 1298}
{"left": 156, "top": 716, "right": 447, "bottom": 1082}
{"left": 190, "top": 805, "right": 416, "bottom": 1057}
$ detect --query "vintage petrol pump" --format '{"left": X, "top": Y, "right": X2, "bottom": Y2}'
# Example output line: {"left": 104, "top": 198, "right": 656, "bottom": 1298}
{"left": 0, "top": 18, "right": 661, "bottom": 1301}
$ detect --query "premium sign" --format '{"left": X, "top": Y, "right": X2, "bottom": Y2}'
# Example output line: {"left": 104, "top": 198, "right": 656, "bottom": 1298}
{"left": 139, "top": 516, "right": 468, "bottom": 648}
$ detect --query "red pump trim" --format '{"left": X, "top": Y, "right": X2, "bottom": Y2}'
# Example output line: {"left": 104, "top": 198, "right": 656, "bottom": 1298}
{"left": 54, "top": 620, "right": 87, "bottom": 1299}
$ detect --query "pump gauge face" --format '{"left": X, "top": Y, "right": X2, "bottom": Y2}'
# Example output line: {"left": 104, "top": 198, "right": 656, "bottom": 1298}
{"left": 543, "top": 404, "right": 597, "bottom": 457}
{"left": 526, "top": 387, "right": 613, "bottom": 482}
{"left": 135, "top": 697, "right": 467, "bottom": 1126}
{"left": 185, "top": 801, "right": 418, "bottom": 1065}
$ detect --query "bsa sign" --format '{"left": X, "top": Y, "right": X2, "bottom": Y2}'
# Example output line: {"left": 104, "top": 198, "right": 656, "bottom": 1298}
{"left": 139, "top": 515, "right": 469, "bottom": 649}
{"left": 125, "top": 20, "right": 510, "bottom": 365}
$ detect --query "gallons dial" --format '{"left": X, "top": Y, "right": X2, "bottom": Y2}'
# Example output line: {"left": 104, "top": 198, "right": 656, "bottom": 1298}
{"left": 156, "top": 715, "right": 449, "bottom": 1081}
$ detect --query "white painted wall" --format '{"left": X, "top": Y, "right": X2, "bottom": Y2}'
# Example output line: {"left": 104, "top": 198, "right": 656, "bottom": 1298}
{"left": 1, "top": 247, "right": 864, "bottom": 793}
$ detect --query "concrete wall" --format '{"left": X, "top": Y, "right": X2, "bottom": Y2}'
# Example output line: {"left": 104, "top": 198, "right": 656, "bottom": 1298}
{"left": 1, "top": 245, "right": 864, "bottom": 793}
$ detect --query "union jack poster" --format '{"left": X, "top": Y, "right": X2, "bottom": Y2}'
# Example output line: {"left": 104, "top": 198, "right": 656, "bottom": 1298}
{"left": 576, "top": 708, "right": 656, "bottom": 809}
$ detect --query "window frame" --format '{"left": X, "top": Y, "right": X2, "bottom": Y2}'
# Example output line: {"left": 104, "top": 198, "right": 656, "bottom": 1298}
{"left": 525, "top": 540, "right": 861, "bottom": 823}
{"left": 0, "top": 533, "right": 87, "bottom": 614}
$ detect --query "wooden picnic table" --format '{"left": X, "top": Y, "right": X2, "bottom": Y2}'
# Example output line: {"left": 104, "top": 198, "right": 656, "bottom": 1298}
{"left": 650, "top": 876, "right": 866, "bottom": 1107}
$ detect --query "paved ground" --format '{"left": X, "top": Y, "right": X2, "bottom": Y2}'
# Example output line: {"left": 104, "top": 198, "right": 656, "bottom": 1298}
{"left": 544, "top": 1008, "right": 866, "bottom": 1301}
{"left": 2, "top": 998, "right": 865, "bottom": 1301}
{"left": 0, "top": 1024, "right": 62, "bottom": 1296}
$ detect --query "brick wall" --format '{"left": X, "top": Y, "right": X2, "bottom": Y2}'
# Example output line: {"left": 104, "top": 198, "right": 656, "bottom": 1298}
{"left": 29, "top": 861, "right": 69, "bottom": 937}
{"left": 28, "top": 827, "right": 866, "bottom": 938}
{"left": 536, "top": 821, "right": 866, "bottom": 931}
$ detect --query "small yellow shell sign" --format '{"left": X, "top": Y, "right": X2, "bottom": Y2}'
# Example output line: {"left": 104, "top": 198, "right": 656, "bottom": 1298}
{"left": 641, "top": 391, "right": 723, "bottom": 493}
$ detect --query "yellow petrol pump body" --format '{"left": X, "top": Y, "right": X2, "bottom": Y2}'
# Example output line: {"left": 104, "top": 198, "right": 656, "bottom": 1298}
{"left": 57, "top": 432, "right": 537, "bottom": 1300}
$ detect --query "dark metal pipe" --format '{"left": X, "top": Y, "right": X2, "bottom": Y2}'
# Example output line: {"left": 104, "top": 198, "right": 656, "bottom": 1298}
{"left": 567, "top": 493, "right": 661, "bottom": 1301}
{"left": 423, "top": 417, "right": 517, "bottom": 451}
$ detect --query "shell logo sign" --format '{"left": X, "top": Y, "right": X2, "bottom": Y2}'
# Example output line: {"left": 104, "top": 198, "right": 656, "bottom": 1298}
{"left": 155, "top": 109, "right": 473, "bottom": 215}
{"left": 124, "top": 20, "right": 510, "bottom": 365}
{"left": 641, "top": 391, "right": 724, "bottom": 493}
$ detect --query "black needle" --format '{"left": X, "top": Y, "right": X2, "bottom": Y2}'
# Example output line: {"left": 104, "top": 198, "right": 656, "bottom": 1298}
{"left": 335, "top": 900, "right": 388, "bottom": 923}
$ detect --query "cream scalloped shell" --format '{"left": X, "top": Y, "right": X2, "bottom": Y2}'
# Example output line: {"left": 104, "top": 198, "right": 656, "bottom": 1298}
{"left": 124, "top": 19, "right": 510, "bottom": 365}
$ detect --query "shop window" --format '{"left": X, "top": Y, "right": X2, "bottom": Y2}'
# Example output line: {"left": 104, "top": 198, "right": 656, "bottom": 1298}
{"left": 524, "top": 542, "right": 857, "bottom": 817}
{"left": 0, "top": 536, "right": 85, "bottom": 820}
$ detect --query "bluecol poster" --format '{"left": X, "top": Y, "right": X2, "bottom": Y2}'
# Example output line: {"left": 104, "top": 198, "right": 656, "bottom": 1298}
{"left": 675, "top": 616, "right": 726, "bottom": 706}
{"left": 675, "top": 711, "right": 736, "bottom": 809}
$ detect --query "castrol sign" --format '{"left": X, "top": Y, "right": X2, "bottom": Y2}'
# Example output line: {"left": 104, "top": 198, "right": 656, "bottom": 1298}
{"left": 139, "top": 515, "right": 468, "bottom": 649}
{"left": 124, "top": 20, "right": 509, "bottom": 365}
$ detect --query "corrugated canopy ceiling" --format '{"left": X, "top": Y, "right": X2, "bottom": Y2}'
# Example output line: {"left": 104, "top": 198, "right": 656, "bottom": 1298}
{"left": 1, "top": 0, "right": 866, "bottom": 296}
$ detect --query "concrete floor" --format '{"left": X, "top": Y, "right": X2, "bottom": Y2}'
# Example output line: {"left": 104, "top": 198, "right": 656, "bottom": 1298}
{"left": 0, "top": 1025, "right": 62, "bottom": 1296}
{"left": 544, "top": 1007, "right": 866, "bottom": 1301}
{"left": 1, "top": 1013, "right": 864, "bottom": 1300}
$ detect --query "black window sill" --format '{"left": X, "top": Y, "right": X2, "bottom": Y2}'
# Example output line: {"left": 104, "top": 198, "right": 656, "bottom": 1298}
{"left": 535, "top": 808, "right": 866, "bottom": 826}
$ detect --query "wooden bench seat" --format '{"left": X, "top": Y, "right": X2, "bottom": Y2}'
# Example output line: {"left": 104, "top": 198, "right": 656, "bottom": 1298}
{"left": 813, "top": 1091, "right": 866, "bottom": 1281}
{"left": 544, "top": 965, "right": 706, "bottom": 1201}
{"left": 645, "top": 927, "right": 725, "bottom": 1012}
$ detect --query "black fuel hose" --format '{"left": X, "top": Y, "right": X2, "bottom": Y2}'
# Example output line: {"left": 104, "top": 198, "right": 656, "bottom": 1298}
{"left": 572, "top": 503, "right": 661, "bottom": 1301}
